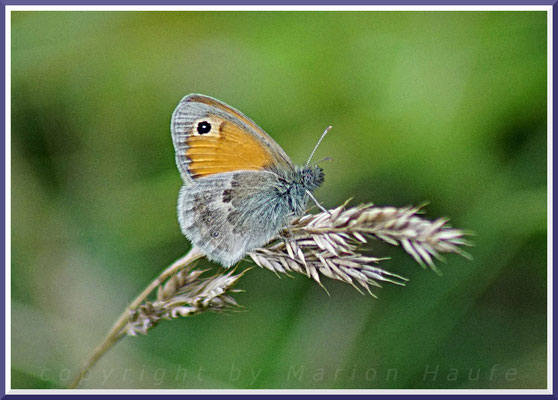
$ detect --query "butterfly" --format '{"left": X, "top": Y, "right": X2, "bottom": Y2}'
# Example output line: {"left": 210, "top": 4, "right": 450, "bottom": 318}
{"left": 171, "top": 94, "right": 328, "bottom": 268}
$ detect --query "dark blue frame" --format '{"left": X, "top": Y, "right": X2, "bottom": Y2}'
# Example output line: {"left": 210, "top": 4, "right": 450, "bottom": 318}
{"left": 1, "top": 0, "right": 554, "bottom": 398}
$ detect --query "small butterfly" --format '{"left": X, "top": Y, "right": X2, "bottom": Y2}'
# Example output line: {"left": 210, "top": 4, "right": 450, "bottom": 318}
{"left": 171, "top": 94, "right": 329, "bottom": 267}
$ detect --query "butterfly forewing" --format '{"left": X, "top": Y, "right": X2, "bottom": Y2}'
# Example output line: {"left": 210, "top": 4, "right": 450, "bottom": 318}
{"left": 171, "top": 94, "right": 294, "bottom": 181}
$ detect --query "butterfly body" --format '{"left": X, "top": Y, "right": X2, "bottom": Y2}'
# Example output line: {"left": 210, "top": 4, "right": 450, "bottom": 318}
{"left": 171, "top": 94, "right": 324, "bottom": 267}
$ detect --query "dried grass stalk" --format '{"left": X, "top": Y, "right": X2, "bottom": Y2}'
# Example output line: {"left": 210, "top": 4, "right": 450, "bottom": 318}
{"left": 70, "top": 201, "right": 471, "bottom": 388}
{"left": 249, "top": 201, "right": 472, "bottom": 294}
{"left": 126, "top": 266, "right": 247, "bottom": 336}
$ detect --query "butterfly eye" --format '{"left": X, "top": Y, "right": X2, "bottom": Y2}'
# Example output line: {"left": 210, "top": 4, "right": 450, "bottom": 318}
{"left": 197, "top": 121, "right": 212, "bottom": 135}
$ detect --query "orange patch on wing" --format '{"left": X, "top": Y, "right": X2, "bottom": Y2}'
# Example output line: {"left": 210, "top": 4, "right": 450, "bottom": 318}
{"left": 186, "top": 120, "right": 275, "bottom": 178}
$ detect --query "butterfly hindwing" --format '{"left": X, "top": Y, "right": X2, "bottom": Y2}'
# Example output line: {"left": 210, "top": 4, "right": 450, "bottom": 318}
{"left": 178, "top": 170, "right": 290, "bottom": 267}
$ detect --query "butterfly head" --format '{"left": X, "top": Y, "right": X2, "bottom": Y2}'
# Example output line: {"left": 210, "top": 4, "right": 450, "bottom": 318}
{"left": 281, "top": 165, "right": 324, "bottom": 217}
{"left": 298, "top": 164, "right": 324, "bottom": 192}
{"left": 292, "top": 124, "right": 330, "bottom": 193}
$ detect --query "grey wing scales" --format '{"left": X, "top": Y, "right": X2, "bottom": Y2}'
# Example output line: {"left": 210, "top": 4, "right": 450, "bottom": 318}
{"left": 177, "top": 170, "right": 288, "bottom": 267}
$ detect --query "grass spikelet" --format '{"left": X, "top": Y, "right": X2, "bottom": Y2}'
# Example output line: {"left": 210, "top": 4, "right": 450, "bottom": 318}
{"left": 249, "top": 201, "right": 471, "bottom": 294}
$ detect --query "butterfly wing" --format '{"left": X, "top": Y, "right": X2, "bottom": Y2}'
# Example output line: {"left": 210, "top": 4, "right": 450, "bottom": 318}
{"left": 171, "top": 94, "right": 294, "bottom": 182}
{"left": 178, "top": 170, "right": 290, "bottom": 267}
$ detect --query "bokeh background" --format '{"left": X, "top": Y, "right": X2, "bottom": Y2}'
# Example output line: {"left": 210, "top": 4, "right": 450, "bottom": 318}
{"left": 11, "top": 11, "right": 547, "bottom": 389}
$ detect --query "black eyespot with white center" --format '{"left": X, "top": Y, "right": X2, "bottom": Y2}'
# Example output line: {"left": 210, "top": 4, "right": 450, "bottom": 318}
{"left": 197, "top": 121, "right": 212, "bottom": 135}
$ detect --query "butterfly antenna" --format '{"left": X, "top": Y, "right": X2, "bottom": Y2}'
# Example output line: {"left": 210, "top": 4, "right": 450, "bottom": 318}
{"left": 313, "top": 156, "right": 333, "bottom": 166}
{"left": 306, "top": 125, "right": 332, "bottom": 165}
{"left": 306, "top": 190, "right": 331, "bottom": 215}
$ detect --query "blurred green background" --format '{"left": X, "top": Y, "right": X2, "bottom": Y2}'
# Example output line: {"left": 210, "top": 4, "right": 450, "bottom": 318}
{"left": 11, "top": 11, "right": 547, "bottom": 389}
